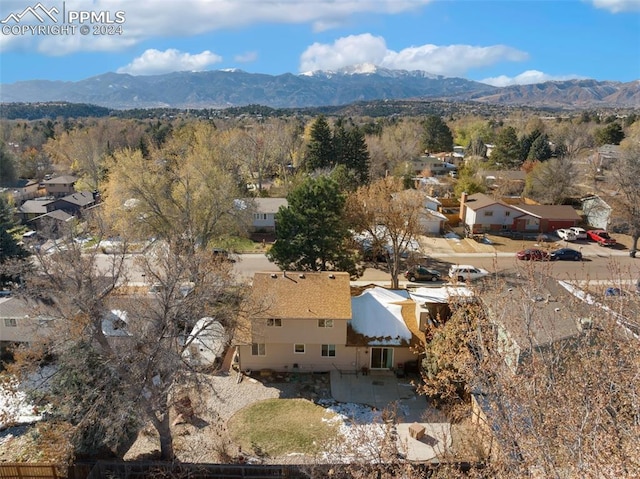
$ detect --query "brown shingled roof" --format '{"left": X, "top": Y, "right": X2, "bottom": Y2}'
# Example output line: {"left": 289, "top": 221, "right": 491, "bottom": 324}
{"left": 513, "top": 204, "right": 581, "bottom": 221}
{"left": 250, "top": 271, "right": 351, "bottom": 320}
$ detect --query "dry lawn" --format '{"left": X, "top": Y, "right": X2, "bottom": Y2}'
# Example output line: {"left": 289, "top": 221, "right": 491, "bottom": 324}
{"left": 226, "top": 398, "right": 340, "bottom": 458}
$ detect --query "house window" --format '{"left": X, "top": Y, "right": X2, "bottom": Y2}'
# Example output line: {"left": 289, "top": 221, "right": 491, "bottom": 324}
{"left": 267, "top": 318, "right": 282, "bottom": 327}
{"left": 4, "top": 318, "right": 17, "bottom": 327}
{"left": 294, "top": 344, "right": 305, "bottom": 354}
{"left": 321, "top": 344, "right": 336, "bottom": 357}
{"left": 505, "top": 211, "right": 511, "bottom": 217}
{"left": 318, "top": 319, "right": 334, "bottom": 328}
{"left": 251, "top": 343, "right": 266, "bottom": 356}
{"left": 484, "top": 211, "right": 493, "bottom": 217}
{"left": 263, "top": 213, "right": 268, "bottom": 220}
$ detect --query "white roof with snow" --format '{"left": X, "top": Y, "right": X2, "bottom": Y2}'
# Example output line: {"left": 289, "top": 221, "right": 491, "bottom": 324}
{"left": 102, "top": 309, "right": 131, "bottom": 337}
{"left": 409, "top": 286, "right": 474, "bottom": 304}
{"left": 350, "top": 287, "right": 412, "bottom": 346}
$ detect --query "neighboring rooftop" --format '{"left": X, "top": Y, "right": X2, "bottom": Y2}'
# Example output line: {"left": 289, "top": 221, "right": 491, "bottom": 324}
{"left": 42, "top": 175, "right": 78, "bottom": 185}
{"left": 480, "top": 274, "right": 591, "bottom": 348}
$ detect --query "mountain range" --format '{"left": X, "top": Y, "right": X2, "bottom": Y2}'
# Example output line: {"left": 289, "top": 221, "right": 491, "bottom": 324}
{"left": 1, "top": 64, "right": 638, "bottom": 110}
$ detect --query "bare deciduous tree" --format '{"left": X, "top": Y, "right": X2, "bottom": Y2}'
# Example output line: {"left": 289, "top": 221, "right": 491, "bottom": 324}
{"left": 347, "top": 177, "right": 425, "bottom": 289}
{"left": 10, "top": 217, "right": 243, "bottom": 460}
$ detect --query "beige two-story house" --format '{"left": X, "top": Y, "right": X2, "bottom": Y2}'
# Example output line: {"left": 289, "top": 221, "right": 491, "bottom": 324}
{"left": 235, "top": 271, "right": 353, "bottom": 372}
{"left": 234, "top": 272, "right": 423, "bottom": 374}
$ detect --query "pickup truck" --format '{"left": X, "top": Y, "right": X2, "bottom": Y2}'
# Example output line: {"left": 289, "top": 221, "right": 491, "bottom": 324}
{"left": 587, "top": 229, "right": 617, "bottom": 247}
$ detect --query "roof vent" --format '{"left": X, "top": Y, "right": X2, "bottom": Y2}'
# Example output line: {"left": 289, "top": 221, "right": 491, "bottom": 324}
{"left": 299, "top": 273, "right": 305, "bottom": 279}
{"left": 270, "top": 273, "right": 277, "bottom": 279}
{"left": 328, "top": 274, "right": 335, "bottom": 279}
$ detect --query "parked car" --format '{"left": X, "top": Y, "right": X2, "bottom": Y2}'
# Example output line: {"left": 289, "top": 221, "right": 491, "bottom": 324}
{"left": 549, "top": 248, "right": 583, "bottom": 261}
{"left": 212, "top": 248, "right": 236, "bottom": 262}
{"left": 405, "top": 265, "right": 441, "bottom": 282}
{"left": 605, "top": 287, "right": 625, "bottom": 297}
{"left": 569, "top": 227, "right": 588, "bottom": 240}
{"left": 516, "top": 248, "right": 549, "bottom": 261}
{"left": 587, "top": 229, "right": 617, "bottom": 247}
{"left": 556, "top": 229, "right": 577, "bottom": 241}
{"left": 448, "top": 265, "right": 489, "bottom": 282}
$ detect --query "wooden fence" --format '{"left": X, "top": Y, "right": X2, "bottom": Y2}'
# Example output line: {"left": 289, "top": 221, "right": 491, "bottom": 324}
{"left": 0, "top": 463, "right": 59, "bottom": 479}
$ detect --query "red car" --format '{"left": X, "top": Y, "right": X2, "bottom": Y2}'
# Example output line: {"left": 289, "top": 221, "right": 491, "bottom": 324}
{"left": 587, "top": 229, "right": 616, "bottom": 247}
{"left": 516, "top": 248, "right": 549, "bottom": 261}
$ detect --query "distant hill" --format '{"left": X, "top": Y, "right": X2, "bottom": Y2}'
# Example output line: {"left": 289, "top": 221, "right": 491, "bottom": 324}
{"left": 1, "top": 65, "right": 638, "bottom": 110}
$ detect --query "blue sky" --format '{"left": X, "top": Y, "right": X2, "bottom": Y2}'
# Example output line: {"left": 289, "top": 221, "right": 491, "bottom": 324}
{"left": 0, "top": 0, "right": 638, "bottom": 87}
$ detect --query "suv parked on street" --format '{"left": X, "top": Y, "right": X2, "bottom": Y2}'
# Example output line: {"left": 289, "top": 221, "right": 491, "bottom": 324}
{"left": 405, "top": 265, "right": 441, "bottom": 282}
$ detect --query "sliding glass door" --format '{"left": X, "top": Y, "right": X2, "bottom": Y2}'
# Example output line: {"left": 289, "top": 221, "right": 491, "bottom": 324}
{"left": 370, "top": 347, "right": 393, "bottom": 369}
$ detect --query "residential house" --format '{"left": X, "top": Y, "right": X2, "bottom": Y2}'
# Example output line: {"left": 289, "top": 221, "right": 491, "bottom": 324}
{"left": 18, "top": 197, "right": 55, "bottom": 222}
{"left": 0, "top": 295, "right": 54, "bottom": 357}
{"left": 459, "top": 193, "right": 519, "bottom": 235}
{"left": 1, "top": 179, "right": 40, "bottom": 204}
{"left": 249, "top": 197, "right": 288, "bottom": 232}
{"left": 18, "top": 191, "right": 96, "bottom": 229}
{"left": 394, "top": 190, "right": 447, "bottom": 236}
{"left": 47, "top": 191, "right": 96, "bottom": 216}
{"left": 477, "top": 170, "right": 527, "bottom": 196}
{"left": 510, "top": 204, "right": 581, "bottom": 233}
{"left": 460, "top": 193, "right": 581, "bottom": 235}
{"left": 420, "top": 195, "right": 448, "bottom": 235}
{"left": 234, "top": 273, "right": 422, "bottom": 374}
{"left": 469, "top": 274, "right": 596, "bottom": 460}
{"left": 482, "top": 274, "right": 592, "bottom": 374}
{"left": 42, "top": 175, "right": 77, "bottom": 197}
{"left": 406, "top": 155, "right": 457, "bottom": 177}
{"left": 581, "top": 195, "right": 612, "bottom": 230}
{"left": 235, "top": 271, "right": 353, "bottom": 373}
{"left": 596, "top": 144, "right": 620, "bottom": 170}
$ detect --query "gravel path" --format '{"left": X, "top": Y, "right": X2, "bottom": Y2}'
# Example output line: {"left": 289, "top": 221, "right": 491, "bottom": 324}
{"left": 124, "top": 371, "right": 332, "bottom": 462}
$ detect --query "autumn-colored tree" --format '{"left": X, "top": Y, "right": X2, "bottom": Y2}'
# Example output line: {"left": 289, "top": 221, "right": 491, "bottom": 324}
{"left": 44, "top": 119, "right": 146, "bottom": 190}
{"left": 347, "top": 177, "right": 425, "bottom": 289}
{"left": 524, "top": 156, "right": 577, "bottom": 205}
{"left": 102, "top": 122, "right": 251, "bottom": 251}
{"left": 366, "top": 118, "right": 423, "bottom": 179}
{"left": 416, "top": 272, "right": 640, "bottom": 477}
{"left": 608, "top": 123, "right": 640, "bottom": 251}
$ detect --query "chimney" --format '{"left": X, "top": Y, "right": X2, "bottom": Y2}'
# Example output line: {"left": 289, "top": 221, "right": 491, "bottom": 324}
{"left": 459, "top": 192, "right": 468, "bottom": 221}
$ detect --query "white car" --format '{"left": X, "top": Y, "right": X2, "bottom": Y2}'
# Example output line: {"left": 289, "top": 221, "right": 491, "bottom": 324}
{"left": 556, "top": 229, "right": 577, "bottom": 241}
{"left": 448, "top": 265, "right": 490, "bottom": 282}
{"left": 569, "top": 227, "right": 588, "bottom": 240}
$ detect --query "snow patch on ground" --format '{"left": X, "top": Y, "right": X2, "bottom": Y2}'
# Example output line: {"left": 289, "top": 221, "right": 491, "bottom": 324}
{"left": 0, "top": 382, "right": 42, "bottom": 429}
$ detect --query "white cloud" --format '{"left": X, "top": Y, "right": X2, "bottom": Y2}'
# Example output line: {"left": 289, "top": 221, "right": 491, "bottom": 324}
{"left": 234, "top": 51, "right": 258, "bottom": 63}
{"left": 117, "top": 49, "right": 223, "bottom": 75}
{"left": 590, "top": 0, "right": 640, "bottom": 13}
{"left": 300, "top": 34, "right": 388, "bottom": 72}
{"left": 480, "top": 70, "right": 585, "bottom": 87}
{"left": 299, "top": 34, "right": 528, "bottom": 76}
{"left": 0, "top": 0, "right": 430, "bottom": 54}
